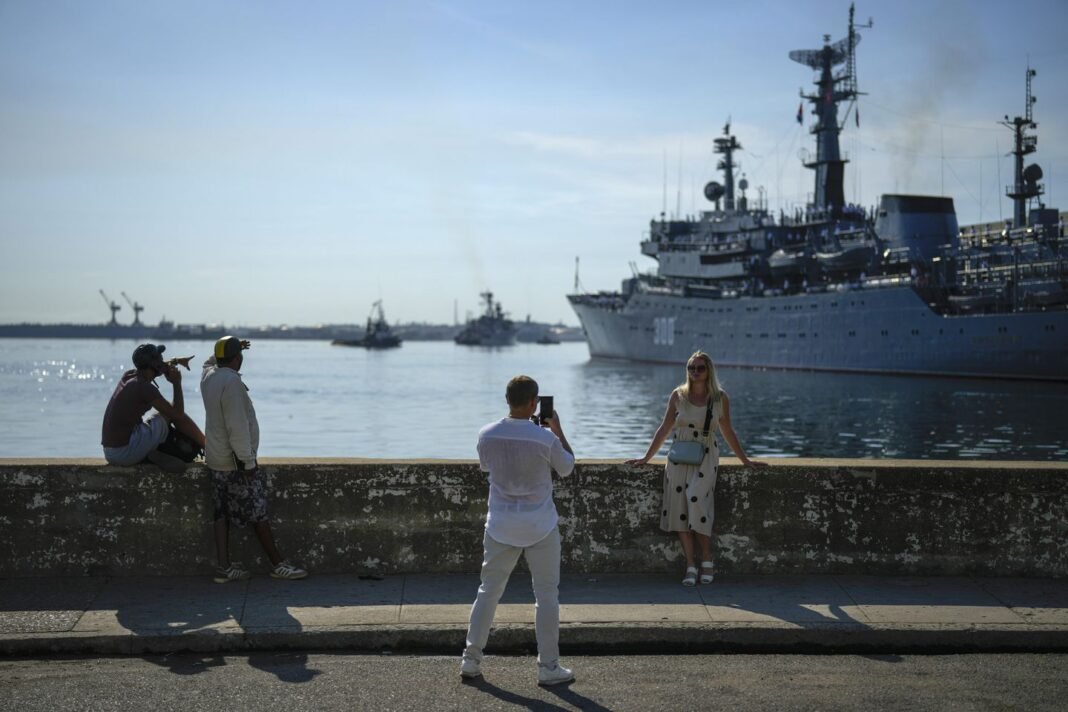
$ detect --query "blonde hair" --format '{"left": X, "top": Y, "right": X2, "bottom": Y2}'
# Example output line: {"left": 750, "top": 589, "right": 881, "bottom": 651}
{"left": 677, "top": 351, "right": 721, "bottom": 404}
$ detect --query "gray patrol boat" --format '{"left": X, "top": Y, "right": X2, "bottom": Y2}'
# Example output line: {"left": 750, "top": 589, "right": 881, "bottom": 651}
{"left": 455, "top": 291, "right": 517, "bottom": 346}
{"left": 568, "top": 5, "right": 1066, "bottom": 382}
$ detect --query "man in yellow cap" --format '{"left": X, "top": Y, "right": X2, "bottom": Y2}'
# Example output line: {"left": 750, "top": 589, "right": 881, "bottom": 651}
{"left": 201, "top": 336, "right": 307, "bottom": 583}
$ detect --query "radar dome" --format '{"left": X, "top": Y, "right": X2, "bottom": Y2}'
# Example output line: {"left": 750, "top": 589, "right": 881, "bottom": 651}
{"left": 704, "top": 181, "right": 725, "bottom": 202}
{"left": 1023, "top": 163, "right": 1043, "bottom": 184}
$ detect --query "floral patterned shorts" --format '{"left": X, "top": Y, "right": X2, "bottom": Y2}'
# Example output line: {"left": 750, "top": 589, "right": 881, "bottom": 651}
{"left": 211, "top": 468, "right": 269, "bottom": 527}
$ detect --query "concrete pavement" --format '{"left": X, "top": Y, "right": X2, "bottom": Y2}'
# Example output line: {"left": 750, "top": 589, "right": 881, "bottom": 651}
{"left": 1, "top": 573, "right": 1067, "bottom": 656}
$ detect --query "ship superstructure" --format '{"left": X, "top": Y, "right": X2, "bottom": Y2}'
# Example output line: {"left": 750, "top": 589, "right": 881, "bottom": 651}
{"left": 455, "top": 291, "right": 517, "bottom": 346}
{"left": 568, "top": 4, "right": 1066, "bottom": 381}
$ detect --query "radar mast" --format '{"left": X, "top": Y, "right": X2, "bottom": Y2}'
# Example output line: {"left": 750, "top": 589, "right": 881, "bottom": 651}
{"left": 789, "top": 3, "right": 872, "bottom": 218}
{"left": 1001, "top": 65, "right": 1043, "bottom": 228}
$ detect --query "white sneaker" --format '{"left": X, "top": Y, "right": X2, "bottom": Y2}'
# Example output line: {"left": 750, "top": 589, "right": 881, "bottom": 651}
{"left": 213, "top": 563, "right": 250, "bottom": 584}
{"left": 460, "top": 656, "right": 482, "bottom": 680}
{"left": 270, "top": 561, "right": 308, "bottom": 580}
{"left": 537, "top": 663, "right": 575, "bottom": 686}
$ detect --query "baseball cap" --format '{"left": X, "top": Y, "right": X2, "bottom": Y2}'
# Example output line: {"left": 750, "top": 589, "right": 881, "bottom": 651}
{"left": 132, "top": 343, "right": 166, "bottom": 370}
{"left": 214, "top": 335, "right": 246, "bottom": 360}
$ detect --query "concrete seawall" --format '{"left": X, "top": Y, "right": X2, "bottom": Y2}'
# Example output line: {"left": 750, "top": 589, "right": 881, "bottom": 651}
{"left": 2, "top": 459, "right": 1066, "bottom": 578}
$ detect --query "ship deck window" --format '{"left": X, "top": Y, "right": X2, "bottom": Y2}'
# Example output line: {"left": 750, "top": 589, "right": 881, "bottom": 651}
{"left": 799, "top": 333, "right": 807, "bottom": 338}
{"left": 760, "top": 333, "right": 769, "bottom": 338}
{"left": 911, "top": 329, "right": 920, "bottom": 336}
{"left": 778, "top": 333, "right": 786, "bottom": 338}
{"left": 831, "top": 302, "right": 838, "bottom": 307}
{"left": 848, "top": 330, "right": 856, "bottom": 337}
{"left": 881, "top": 330, "right": 889, "bottom": 336}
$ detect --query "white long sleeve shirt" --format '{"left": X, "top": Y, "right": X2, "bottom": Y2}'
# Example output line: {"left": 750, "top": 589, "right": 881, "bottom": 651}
{"left": 201, "top": 356, "right": 259, "bottom": 471}
{"left": 476, "top": 417, "right": 575, "bottom": 547}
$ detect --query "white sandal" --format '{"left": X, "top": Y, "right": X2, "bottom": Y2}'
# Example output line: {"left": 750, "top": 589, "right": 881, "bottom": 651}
{"left": 699, "top": 561, "right": 715, "bottom": 584}
{"left": 682, "top": 566, "right": 698, "bottom": 587}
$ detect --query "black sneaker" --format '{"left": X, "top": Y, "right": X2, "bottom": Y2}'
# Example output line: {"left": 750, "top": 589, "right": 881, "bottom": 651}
{"left": 146, "top": 449, "right": 187, "bottom": 474}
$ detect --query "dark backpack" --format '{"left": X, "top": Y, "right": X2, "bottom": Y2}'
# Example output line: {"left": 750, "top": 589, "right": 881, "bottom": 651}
{"left": 156, "top": 424, "right": 204, "bottom": 463}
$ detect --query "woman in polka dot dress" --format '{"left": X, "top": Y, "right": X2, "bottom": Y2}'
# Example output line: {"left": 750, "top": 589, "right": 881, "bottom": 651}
{"left": 626, "top": 351, "right": 765, "bottom": 586}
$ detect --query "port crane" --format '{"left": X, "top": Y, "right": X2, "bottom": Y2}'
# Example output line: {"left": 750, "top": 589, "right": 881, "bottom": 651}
{"left": 99, "top": 290, "right": 121, "bottom": 325}
{"left": 121, "top": 292, "right": 144, "bottom": 326}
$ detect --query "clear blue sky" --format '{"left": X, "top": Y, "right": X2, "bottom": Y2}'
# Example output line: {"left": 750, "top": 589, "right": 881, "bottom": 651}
{"left": 2, "top": 0, "right": 1066, "bottom": 327}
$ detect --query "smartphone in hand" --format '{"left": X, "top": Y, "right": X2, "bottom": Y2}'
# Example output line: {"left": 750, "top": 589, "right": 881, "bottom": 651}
{"left": 538, "top": 395, "right": 554, "bottom": 425}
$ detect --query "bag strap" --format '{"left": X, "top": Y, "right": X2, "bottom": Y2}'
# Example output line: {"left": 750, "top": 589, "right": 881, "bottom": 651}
{"left": 700, "top": 396, "right": 715, "bottom": 439}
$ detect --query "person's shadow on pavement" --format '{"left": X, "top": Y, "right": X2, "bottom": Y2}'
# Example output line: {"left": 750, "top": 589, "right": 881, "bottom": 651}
{"left": 107, "top": 577, "right": 243, "bottom": 676}
{"left": 104, "top": 575, "right": 319, "bottom": 682}
{"left": 247, "top": 651, "right": 321, "bottom": 683}
{"left": 463, "top": 677, "right": 570, "bottom": 712}
{"left": 542, "top": 683, "right": 613, "bottom": 712}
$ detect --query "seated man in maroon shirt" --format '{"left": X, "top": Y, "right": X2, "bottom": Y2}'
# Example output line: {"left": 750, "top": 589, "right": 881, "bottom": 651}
{"left": 101, "top": 343, "right": 206, "bottom": 472}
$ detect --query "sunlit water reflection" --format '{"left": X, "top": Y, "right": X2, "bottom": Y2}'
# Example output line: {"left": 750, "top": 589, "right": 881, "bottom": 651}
{"left": 0, "top": 339, "right": 1064, "bottom": 460}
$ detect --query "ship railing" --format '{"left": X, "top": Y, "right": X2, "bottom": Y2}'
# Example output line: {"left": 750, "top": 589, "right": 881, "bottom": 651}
{"left": 861, "top": 274, "right": 912, "bottom": 289}
{"left": 1005, "top": 183, "right": 1045, "bottom": 198}
{"left": 657, "top": 239, "right": 750, "bottom": 254}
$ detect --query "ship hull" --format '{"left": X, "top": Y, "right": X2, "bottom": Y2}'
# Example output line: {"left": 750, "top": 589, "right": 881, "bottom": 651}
{"left": 570, "top": 287, "right": 1068, "bottom": 381}
{"left": 455, "top": 332, "right": 516, "bottom": 346}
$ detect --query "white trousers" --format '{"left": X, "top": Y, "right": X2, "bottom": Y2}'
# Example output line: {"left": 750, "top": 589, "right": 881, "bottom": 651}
{"left": 464, "top": 527, "right": 561, "bottom": 667}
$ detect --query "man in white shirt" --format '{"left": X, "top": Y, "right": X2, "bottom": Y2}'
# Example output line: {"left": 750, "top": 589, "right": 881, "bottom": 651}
{"left": 460, "top": 375, "right": 576, "bottom": 686}
{"left": 201, "top": 336, "right": 307, "bottom": 584}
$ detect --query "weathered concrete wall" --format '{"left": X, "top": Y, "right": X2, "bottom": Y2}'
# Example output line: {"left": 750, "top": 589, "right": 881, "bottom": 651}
{"left": 1, "top": 459, "right": 1066, "bottom": 578}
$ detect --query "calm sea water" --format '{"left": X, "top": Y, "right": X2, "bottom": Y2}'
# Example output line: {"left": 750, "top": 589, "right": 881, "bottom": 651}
{"left": 0, "top": 338, "right": 1065, "bottom": 460}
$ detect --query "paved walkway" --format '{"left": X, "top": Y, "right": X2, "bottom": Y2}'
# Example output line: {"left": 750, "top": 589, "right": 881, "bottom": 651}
{"left": 2, "top": 573, "right": 1067, "bottom": 656}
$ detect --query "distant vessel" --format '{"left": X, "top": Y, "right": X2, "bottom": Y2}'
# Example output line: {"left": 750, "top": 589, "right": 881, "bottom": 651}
{"left": 536, "top": 331, "right": 562, "bottom": 345}
{"left": 455, "top": 292, "right": 517, "bottom": 346}
{"left": 568, "top": 5, "right": 1067, "bottom": 382}
{"left": 332, "top": 300, "right": 402, "bottom": 349}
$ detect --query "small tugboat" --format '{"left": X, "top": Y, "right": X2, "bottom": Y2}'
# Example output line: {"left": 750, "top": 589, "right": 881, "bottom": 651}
{"left": 455, "top": 291, "right": 517, "bottom": 346}
{"left": 332, "top": 300, "right": 402, "bottom": 349}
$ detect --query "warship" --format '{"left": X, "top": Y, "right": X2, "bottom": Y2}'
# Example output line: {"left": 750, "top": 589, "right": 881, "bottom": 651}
{"left": 568, "top": 5, "right": 1067, "bottom": 382}
{"left": 455, "top": 291, "right": 517, "bottom": 346}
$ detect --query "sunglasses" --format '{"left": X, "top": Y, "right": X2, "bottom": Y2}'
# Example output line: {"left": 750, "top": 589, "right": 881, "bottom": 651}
{"left": 686, "top": 364, "right": 707, "bottom": 373}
